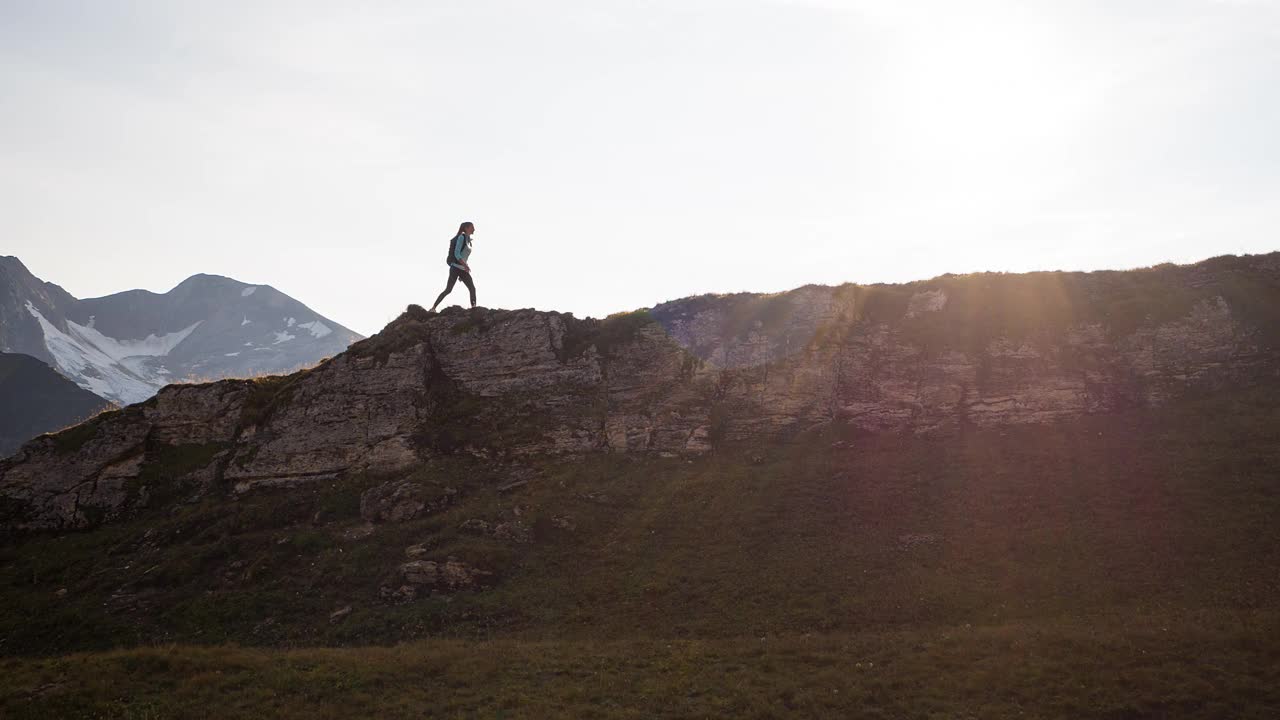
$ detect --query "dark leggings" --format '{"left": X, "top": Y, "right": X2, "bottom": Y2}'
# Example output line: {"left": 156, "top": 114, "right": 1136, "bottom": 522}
{"left": 434, "top": 266, "right": 476, "bottom": 308}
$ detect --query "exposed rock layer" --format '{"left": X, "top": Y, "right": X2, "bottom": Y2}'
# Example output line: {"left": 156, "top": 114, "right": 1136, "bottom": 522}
{"left": 3, "top": 253, "right": 1278, "bottom": 530}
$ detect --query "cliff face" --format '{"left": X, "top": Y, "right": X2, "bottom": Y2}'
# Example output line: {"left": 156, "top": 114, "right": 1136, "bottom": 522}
{"left": 2, "top": 253, "right": 1278, "bottom": 531}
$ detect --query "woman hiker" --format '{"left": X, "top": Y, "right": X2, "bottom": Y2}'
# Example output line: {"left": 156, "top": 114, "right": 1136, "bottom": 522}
{"left": 430, "top": 221, "right": 477, "bottom": 311}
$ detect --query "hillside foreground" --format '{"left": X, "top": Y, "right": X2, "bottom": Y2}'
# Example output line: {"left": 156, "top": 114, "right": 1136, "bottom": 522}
{"left": 3, "top": 388, "right": 1279, "bottom": 718}
{"left": 3, "top": 255, "right": 1280, "bottom": 717}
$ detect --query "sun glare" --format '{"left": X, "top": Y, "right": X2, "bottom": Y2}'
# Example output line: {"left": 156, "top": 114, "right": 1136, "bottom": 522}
{"left": 886, "top": 11, "right": 1086, "bottom": 214}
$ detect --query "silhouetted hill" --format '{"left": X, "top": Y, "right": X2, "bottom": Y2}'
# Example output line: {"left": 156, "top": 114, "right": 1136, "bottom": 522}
{"left": 0, "top": 352, "right": 114, "bottom": 459}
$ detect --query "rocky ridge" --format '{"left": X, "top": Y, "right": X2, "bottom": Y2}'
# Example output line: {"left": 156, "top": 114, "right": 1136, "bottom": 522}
{"left": 2, "top": 253, "right": 1278, "bottom": 532}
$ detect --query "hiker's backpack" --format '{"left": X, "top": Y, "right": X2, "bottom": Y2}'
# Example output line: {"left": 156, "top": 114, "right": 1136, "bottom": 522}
{"left": 445, "top": 233, "right": 463, "bottom": 265}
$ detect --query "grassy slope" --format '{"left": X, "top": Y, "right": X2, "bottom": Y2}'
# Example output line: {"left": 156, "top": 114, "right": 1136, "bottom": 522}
{"left": 2, "top": 387, "right": 1279, "bottom": 716}
{"left": 4, "top": 620, "right": 1278, "bottom": 719}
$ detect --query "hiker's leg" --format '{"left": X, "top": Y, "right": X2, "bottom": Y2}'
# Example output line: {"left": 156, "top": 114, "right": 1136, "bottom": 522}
{"left": 458, "top": 270, "right": 476, "bottom": 308}
{"left": 431, "top": 269, "right": 460, "bottom": 310}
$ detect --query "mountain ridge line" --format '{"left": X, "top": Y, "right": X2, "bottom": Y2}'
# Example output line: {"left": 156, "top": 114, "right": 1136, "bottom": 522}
{"left": 1, "top": 250, "right": 1278, "bottom": 532}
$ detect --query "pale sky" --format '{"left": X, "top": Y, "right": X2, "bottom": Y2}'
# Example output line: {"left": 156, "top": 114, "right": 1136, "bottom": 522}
{"left": 3, "top": 0, "right": 1278, "bottom": 336}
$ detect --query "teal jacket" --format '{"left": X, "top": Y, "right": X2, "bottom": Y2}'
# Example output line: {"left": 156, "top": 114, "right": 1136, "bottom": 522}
{"left": 448, "top": 233, "right": 472, "bottom": 270}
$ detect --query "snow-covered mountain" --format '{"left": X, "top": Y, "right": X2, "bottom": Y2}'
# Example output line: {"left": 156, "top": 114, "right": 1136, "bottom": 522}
{"left": 0, "top": 256, "right": 363, "bottom": 405}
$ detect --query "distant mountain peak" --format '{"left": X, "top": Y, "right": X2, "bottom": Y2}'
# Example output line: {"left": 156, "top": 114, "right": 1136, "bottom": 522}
{"left": 0, "top": 257, "right": 363, "bottom": 405}
{"left": 172, "top": 273, "right": 249, "bottom": 290}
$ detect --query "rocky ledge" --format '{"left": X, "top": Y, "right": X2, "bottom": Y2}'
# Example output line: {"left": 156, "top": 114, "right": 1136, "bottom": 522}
{"left": 3, "top": 253, "right": 1278, "bottom": 531}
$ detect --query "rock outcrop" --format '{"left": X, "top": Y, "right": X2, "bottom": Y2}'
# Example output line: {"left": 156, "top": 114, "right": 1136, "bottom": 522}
{"left": 360, "top": 480, "right": 458, "bottom": 524}
{"left": 3, "top": 253, "right": 1278, "bottom": 531}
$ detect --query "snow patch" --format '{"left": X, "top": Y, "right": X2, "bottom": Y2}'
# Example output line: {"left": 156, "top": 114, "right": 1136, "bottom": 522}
{"left": 297, "top": 320, "right": 333, "bottom": 339}
{"left": 24, "top": 301, "right": 159, "bottom": 404}
{"left": 225, "top": 352, "right": 240, "bottom": 357}
{"left": 241, "top": 316, "right": 251, "bottom": 326}
{"left": 68, "top": 317, "right": 201, "bottom": 359}
{"left": 242, "top": 286, "right": 257, "bottom": 297}
{"left": 285, "top": 317, "right": 297, "bottom": 327}
{"left": 273, "top": 331, "right": 296, "bottom": 344}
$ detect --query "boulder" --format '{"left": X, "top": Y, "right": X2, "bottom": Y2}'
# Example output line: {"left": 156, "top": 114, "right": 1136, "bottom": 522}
{"left": 359, "top": 481, "right": 457, "bottom": 524}
{"left": 398, "top": 558, "right": 491, "bottom": 591}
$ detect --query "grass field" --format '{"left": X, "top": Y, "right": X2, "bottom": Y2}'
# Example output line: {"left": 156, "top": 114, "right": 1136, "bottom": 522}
{"left": 2, "top": 387, "right": 1279, "bottom": 717}
{"left": 5, "top": 614, "right": 1279, "bottom": 719}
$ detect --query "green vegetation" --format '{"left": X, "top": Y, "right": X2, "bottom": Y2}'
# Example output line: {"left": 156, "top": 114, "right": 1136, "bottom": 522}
{"left": 593, "top": 308, "right": 657, "bottom": 355}
{"left": 1214, "top": 272, "right": 1280, "bottom": 349}
{"left": 3, "top": 617, "right": 1277, "bottom": 719}
{"left": 560, "top": 308, "right": 657, "bottom": 359}
{"left": 653, "top": 255, "right": 1280, "bottom": 362}
{"left": 149, "top": 443, "right": 227, "bottom": 482}
{"left": 719, "top": 292, "right": 796, "bottom": 340}
{"left": 49, "top": 408, "right": 122, "bottom": 456}
{"left": 132, "top": 442, "right": 229, "bottom": 508}
{"left": 652, "top": 291, "right": 799, "bottom": 343}
{"left": 2, "top": 386, "right": 1279, "bottom": 715}
{"left": 49, "top": 417, "right": 103, "bottom": 456}
{"left": 344, "top": 304, "right": 434, "bottom": 365}
{"left": 852, "top": 266, "right": 1210, "bottom": 355}
{"left": 239, "top": 376, "right": 287, "bottom": 426}
{"left": 446, "top": 312, "right": 492, "bottom": 336}
{"left": 237, "top": 367, "right": 322, "bottom": 430}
